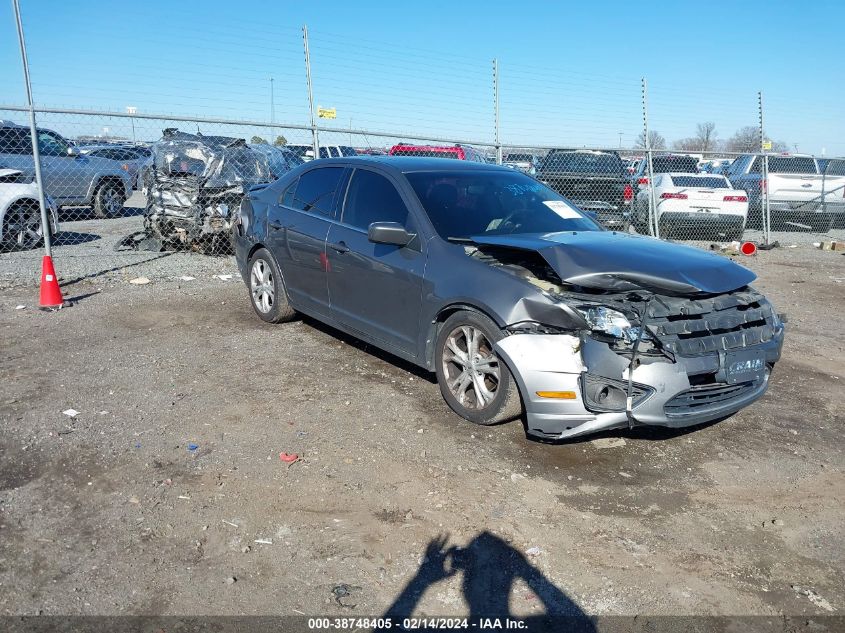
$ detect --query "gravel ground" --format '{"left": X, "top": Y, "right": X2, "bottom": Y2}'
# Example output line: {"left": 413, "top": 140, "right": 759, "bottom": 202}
{"left": 1, "top": 193, "right": 843, "bottom": 290}
{"left": 0, "top": 235, "right": 843, "bottom": 620}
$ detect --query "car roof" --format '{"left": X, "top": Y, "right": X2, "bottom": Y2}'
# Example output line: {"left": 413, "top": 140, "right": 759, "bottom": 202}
{"left": 306, "top": 155, "right": 510, "bottom": 173}
{"left": 663, "top": 172, "right": 726, "bottom": 177}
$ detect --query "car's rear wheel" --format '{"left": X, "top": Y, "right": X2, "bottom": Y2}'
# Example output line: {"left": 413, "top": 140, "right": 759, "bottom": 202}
{"left": 435, "top": 311, "right": 522, "bottom": 426}
{"left": 248, "top": 247, "right": 296, "bottom": 323}
{"left": 92, "top": 181, "right": 126, "bottom": 218}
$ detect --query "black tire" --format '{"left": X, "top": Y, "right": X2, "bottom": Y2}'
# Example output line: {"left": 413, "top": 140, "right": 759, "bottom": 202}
{"left": 434, "top": 310, "right": 522, "bottom": 426}
{"left": 1, "top": 201, "right": 45, "bottom": 251}
{"left": 92, "top": 181, "right": 126, "bottom": 218}
{"left": 247, "top": 247, "right": 296, "bottom": 324}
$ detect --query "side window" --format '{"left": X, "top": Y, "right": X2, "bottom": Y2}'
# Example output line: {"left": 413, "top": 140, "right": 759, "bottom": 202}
{"left": 0, "top": 128, "right": 33, "bottom": 154}
{"left": 291, "top": 167, "right": 343, "bottom": 216}
{"left": 279, "top": 177, "right": 299, "bottom": 207}
{"left": 342, "top": 169, "right": 410, "bottom": 230}
{"left": 37, "top": 131, "right": 69, "bottom": 157}
{"left": 318, "top": 147, "right": 330, "bottom": 158}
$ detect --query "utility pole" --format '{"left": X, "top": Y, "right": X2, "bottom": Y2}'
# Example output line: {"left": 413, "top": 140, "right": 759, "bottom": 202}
{"left": 302, "top": 25, "right": 319, "bottom": 158}
{"left": 758, "top": 91, "right": 770, "bottom": 244}
{"left": 642, "top": 78, "right": 659, "bottom": 238}
{"left": 493, "top": 58, "right": 501, "bottom": 165}
{"left": 11, "top": 0, "right": 52, "bottom": 258}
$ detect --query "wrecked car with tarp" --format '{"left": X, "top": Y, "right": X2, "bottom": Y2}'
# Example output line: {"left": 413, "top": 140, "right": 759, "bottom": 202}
{"left": 122, "top": 129, "right": 272, "bottom": 253}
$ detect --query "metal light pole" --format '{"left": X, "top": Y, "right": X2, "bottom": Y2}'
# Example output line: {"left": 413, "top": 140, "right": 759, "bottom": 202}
{"left": 270, "top": 77, "right": 275, "bottom": 124}
{"left": 302, "top": 25, "right": 319, "bottom": 157}
{"left": 12, "top": 0, "right": 52, "bottom": 257}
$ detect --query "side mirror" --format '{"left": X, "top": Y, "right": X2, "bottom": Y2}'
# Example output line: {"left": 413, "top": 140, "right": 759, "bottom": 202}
{"left": 67, "top": 146, "right": 80, "bottom": 157}
{"left": 367, "top": 221, "right": 414, "bottom": 246}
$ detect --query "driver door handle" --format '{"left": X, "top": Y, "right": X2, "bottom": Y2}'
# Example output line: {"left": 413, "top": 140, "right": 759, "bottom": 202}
{"left": 328, "top": 241, "right": 349, "bottom": 254}
{"left": 269, "top": 221, "right": 283, "bottom": 230}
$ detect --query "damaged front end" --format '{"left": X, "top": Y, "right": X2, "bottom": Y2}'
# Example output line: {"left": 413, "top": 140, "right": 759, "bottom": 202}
{"left": 124, "top": 129, "right": 272, "bottom": 254}
{"left": 465, "top": 236, "right": 785, "bottom": 440}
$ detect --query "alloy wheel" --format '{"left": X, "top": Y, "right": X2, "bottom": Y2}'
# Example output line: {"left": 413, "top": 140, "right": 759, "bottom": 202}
{"left": 442, "top": 325, "right": 501, "bottom": 409}
{"left": 250, "top": 259, "right": 275, "bottom": 313}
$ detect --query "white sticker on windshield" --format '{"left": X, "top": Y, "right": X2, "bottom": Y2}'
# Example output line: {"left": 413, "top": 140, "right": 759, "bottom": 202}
{"left": 543, "top": 200, "right": 582, "bottom": 219}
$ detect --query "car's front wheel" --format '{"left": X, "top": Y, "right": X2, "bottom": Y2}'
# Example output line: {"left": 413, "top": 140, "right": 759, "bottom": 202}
{"left": 435, "top": 311, "right": 522, "bottom": 426}
{"left": 247, "top": 247, "right": 296, "bottom": 323}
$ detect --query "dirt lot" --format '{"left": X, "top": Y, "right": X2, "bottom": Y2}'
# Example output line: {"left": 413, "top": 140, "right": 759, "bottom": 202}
{"left": 0, "top": 245, "right": 843, "bottom": 621}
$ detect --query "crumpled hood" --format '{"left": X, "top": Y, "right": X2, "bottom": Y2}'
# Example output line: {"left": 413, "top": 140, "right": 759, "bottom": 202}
{"left": 469, "top": 231, "right": 756, "bottom": 295}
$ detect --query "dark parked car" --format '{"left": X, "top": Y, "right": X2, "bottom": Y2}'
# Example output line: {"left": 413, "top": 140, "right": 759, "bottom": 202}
{"left": 232, "top": 157, "right": 784, "bottom": 441}
{"left": 535, "top": 150, "right": 632, "bottom": 229}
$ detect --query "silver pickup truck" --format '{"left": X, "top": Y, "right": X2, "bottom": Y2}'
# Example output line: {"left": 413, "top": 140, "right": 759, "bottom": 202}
{"left": 726, "top": 154, "right": 845, "bottom": 230}
{"left": 0, "top": 120, "right": 132, "bottom": 218}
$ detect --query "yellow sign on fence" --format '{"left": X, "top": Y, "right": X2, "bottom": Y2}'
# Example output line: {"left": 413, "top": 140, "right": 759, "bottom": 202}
{"left": 317, "top": 107, "right": 337, "bottom": 119}
{"left": 762, "top": 140, "right": 772, "bottom": 150}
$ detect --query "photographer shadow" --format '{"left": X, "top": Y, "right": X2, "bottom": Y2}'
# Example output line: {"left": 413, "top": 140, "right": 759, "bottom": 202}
{"left": 383, "top": 531, "right": 595, "bottom": 632}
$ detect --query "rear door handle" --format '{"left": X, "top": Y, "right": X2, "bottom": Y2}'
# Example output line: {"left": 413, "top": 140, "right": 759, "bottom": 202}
{"left": 269, "top": 221, "right": 283, "bottom": 230}
{"left": 328, "top": 241, "right": 349, "bottom": 254}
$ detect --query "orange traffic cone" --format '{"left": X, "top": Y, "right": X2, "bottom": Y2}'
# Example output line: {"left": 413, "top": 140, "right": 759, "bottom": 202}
{"left": 39, "top": 255, "right": 66, "bottom": 310}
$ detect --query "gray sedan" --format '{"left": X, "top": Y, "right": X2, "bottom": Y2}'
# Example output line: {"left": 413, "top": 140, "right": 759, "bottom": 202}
{"left": 232, "top": 157, "right": 784, "bottom": 440}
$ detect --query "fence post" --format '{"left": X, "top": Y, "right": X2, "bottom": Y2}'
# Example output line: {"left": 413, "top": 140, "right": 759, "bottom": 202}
{"left": 758, "top": 91, "right": 770, "bottom": 244}
{"left": 642, "top": 78, "right": 659, "bottom": 238}
{"left": 493, "top": 58, "right": 502, "bottom": 165}
{"left": 11, "top": 0, "right": 52, "bottom": 258}
{"left": 302, "top": 25, "right": 319, "bottom": 158}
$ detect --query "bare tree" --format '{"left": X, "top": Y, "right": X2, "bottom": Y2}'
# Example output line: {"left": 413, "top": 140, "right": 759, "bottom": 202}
{"left": 694, "top": 122, "right": 717, "bottom": 152}
{"left": 635, "top": 130, "right": 666, "bottom": 150}
{"left": 251, "top": 135, "right": 268, "bottom": 144}
{"left": 725, "top": 126, "right": 762, "bottom": 153}
{"left": 672, "top": 137, "right": 699, "bottom": 151}
{"left": 273, "top": 135, "right": 288, "bottom": 146}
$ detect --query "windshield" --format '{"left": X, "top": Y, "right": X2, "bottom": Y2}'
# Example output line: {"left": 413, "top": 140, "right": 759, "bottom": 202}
{"left": 670, "top": 176, "right": 728, "bottom": 188}
{"left": 406, "top": 170, "right": 601, "bottom": 240}
{"left": 541, "top": 152, "right": 622, "bottom": 174}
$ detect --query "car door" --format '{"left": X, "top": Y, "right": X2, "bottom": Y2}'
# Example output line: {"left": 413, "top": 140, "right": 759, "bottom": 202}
{"left": 326, "top": 167, "right": 424, "bottom": 354}
{"left": 266, "top": 166, "right": 345, "bottom": 317}
{"left": 37, "top": 130, "right": 92, "bottom": 203}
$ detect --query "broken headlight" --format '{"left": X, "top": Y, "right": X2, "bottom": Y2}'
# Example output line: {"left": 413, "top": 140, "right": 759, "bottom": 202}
{"left": 578, "top": 307, "right": 645, "bottom": 343}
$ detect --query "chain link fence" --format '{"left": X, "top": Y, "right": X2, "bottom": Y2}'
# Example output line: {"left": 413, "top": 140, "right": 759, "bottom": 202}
{"left": 2, "top": 12, "right": 843, "bottom": 268}
{"left": 2, "top": 107, "right": 843, "bottom": 262}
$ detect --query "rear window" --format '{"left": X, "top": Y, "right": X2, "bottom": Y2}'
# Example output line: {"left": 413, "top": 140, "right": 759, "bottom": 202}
{"left": 669, "top": 176, "right": 728, "bottom": 188}
{"left": 821, "top": 159, "right": 845, "bottom": 176}
{"left": 767, "top": 156, "right": 818, "bottom": 174}
{"left": 650, "top": 156, "right": 699, "bottom": 173}
{"left": 541, "top": 152, "right": 622, "bottom": 174}
{"left": 391, "top": 148, "right": 461, "bottom": 159}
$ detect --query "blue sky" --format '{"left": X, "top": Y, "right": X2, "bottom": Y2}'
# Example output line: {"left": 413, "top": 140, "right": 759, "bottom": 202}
{"left": 1, "top": 0, "right": 842, "bottom": 153}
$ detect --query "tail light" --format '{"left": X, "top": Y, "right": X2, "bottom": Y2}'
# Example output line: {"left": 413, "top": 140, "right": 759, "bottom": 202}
{"left": 637, "top": 177, "right": 649, "bottom": 185}
{"left": 660, "top": 192, "right": 688, "bottom": 199}
{"left": 121, "top": 164, "right": 129, "bottom": 171}
{"left": 623, "top": 184, "right": 633, "bottom": 202}
{"left": 723, "top": 195, "right": 748, "bottom": 202}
